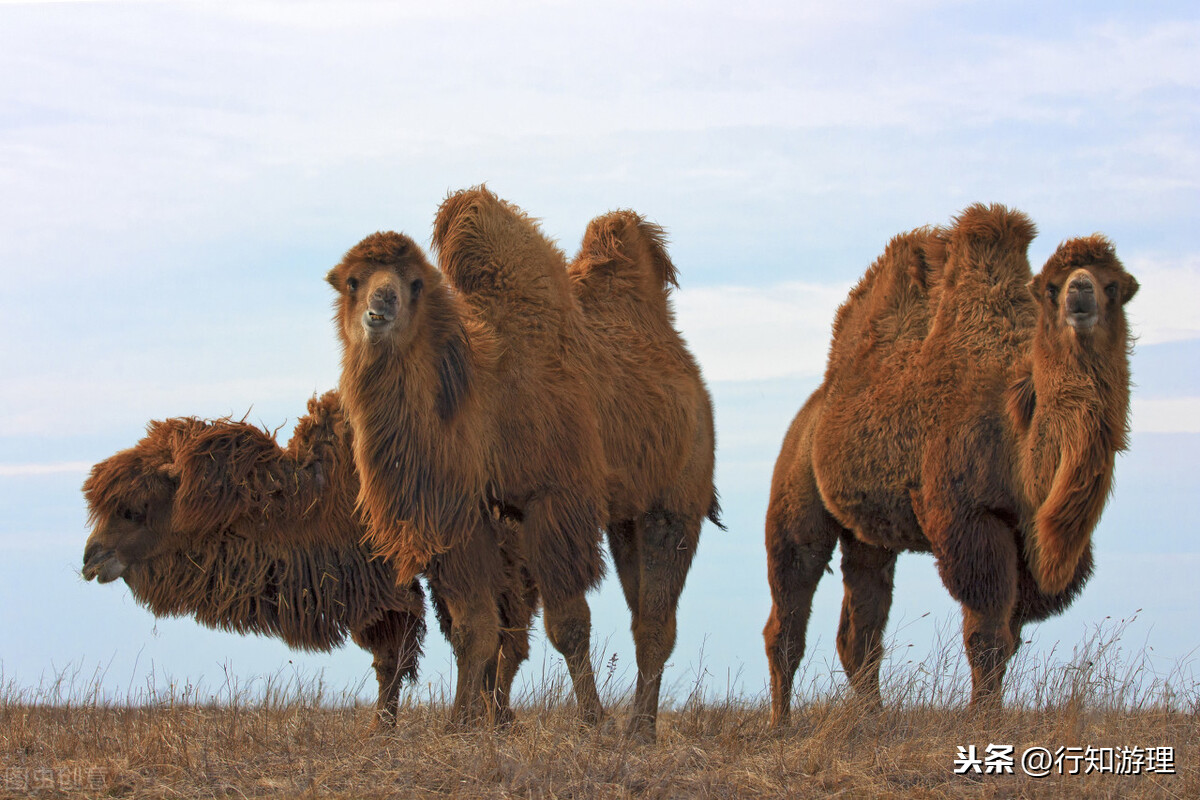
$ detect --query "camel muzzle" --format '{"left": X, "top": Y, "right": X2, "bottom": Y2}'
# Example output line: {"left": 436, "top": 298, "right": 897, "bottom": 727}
{"left": 82, "top": 544, "right": 128, "bottom": 584}
{"left": 1065, "top": 275, "right": 1098, "bottom": 330}
{"left": 363, "top": 295, "right": 397, "bottom": 331}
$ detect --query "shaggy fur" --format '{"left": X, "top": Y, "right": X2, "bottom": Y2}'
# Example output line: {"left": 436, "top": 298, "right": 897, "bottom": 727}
{"left": 568, "top": 210, "right": 722, "bottom": 740}
{"left": 329, "top": 189, "right": 719, "bottom": 738}
{"left": 764, "top": 205, "right": 1138, "bottom": 726}
{"left": 82, "top": 392, "right": 427, "bottom": 725}
{"left": 329, "top": 192, "right": 608, "bottom": 727}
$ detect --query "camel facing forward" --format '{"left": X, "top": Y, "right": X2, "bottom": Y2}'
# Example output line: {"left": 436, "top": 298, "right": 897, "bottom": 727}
{"left": 765, "top": 205, "right": 1138, "bottom": 725}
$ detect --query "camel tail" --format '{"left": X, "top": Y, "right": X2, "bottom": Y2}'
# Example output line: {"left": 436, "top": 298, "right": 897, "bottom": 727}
{"left": 707, "top": 494, "right": 726, "bottom": 531}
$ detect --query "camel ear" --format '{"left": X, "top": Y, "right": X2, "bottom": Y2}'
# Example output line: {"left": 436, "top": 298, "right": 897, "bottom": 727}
{"left": 325, "top": 266, "right": 343, "bottom": 292}
{"left": 1119, "top": 273, "right": 1139, "bottom": 304}
{"left": 159, "top": 461, "right": 182, "bottom": 482}
{"left": 1026, "top": 276, "right": 1043, "bottom": 301}
{"left": 436, "top": 321, "right": 473, "bottom": 421}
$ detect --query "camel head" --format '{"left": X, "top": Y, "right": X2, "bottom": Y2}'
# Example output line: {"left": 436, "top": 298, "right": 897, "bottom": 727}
{"left": 1030, "top": 235, "right": 1138, "bottom": 354}
{"left": 81, "top": 419, "right": 198, "bottom": 584}
{"left": 327, "top": 232, "right": 442, "bottom": 352}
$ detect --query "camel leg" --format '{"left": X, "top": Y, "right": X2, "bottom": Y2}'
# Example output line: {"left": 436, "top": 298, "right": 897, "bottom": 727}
{"left": 354, "top": 606, "right": 426, "bottom": 727}
{"left": 493, "top": 572, "right": 539, "bottom": 726}
{"left": 542, "top": 592, "right": 604, "bottom": 725}
{"left": 425, "top": 533, "right": 504, "bottom": 727}
{"left": 928, "top": 509, "right": 1019, "bottom": 709}
{"left": 625, "top": 509, "right": 700, "bottom": 742}
{"left": 763, "top": 508, "right": 840, "bottom": 727}
{"left": 835, "top": 532, "right": 897, "bottom": 710}
{"left": 519, "top": 493, "right": 605, "bottom": 727}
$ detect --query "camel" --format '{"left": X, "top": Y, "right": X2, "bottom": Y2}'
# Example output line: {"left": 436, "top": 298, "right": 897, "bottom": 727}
{"left": 81, "top": 392, "right": 427, "bottom": 725}
{"left": 568, "top": 211, "right": 722, "bottom": 740}
{"left": 328, "top": 196, "right": 608, "bottom": 727}
{"left": 329, "top": 189, "right": 720, "bottom": 739}
{"left": 764, "top": 204, "right": 1138, "bottom": 726}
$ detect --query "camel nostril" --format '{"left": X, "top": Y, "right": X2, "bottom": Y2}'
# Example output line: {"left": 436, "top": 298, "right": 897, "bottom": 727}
{"left": 1069, "top": 278, "right": 1094, "bottom": 295}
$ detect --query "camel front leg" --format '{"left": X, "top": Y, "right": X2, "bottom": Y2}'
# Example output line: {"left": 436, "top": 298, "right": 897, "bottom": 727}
{"left": 925, "top": 508, "right": 1019, "bottom": 708}
{"left": 493, "top": 571, "right": 538, "bottom": 727}
{"left": 353, "top": 604, "right": 426, "bottom": 729}
{"left": 543, "top": 592, "right": 604, "bottom": 725}
{"left": 763, "top": 505, "right": 840, "bottom": 727}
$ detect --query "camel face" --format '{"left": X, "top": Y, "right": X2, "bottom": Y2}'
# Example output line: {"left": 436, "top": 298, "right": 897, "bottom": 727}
{"left": 327, "top": 232, "right": 433, "bottom": 352}
{"left": 82, "top": 453, "right": 176, "bottom": 583}
{"left": 1032, "top": 235, "right": 1138, "bottom": 349}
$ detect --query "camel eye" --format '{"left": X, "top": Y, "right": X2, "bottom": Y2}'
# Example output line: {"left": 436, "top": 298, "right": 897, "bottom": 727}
{"left": 346, "top": 277, "right": 359, "bottom": 293}
{"left": 1105, "top": 283, "right": 1118, "bottom": 300}
{"left": 1046, "top": 283, "right": 1059, "bottom": 303}
{"left": 411, "top": 278, "right": 424, "bottom": 299}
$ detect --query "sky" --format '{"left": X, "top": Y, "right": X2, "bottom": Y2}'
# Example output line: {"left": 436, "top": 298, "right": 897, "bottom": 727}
{"left": 1, "top": 0, "right": 1197, "bottom": 708}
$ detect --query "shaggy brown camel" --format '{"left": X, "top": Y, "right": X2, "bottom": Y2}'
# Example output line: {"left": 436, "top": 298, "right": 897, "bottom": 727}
{"left": 764, "top": 204, "right": 1138, "bottom": 726}
{"left": 568, "top": 211, "right": 722, "bottom": 740}
{"left": 81, "top": 392, "right": 427, "bottom": 725}
{"left": 328, "top": 192, "right": 608, "bottom": 727}
{"left": 329, "top": 189, "right": 720, "bottom": 738}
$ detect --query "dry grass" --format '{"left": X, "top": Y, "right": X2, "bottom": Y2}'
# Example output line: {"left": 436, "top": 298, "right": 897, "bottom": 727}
{"left": 3, "top": 619, "right": 1197, "bottom": 799}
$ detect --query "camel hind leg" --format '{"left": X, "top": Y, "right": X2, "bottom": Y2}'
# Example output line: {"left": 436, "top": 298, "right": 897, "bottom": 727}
{"left": 835, "top": 532, "right": 896, "bottom": 710}
{"left": 763, "top": 497, "right": 840, "bottom": 728}
{"left": 609, "top": 508, "right": 701, "bottom": 742}
{"left": 353, "top": 601, "right": 427, "bottom": 728}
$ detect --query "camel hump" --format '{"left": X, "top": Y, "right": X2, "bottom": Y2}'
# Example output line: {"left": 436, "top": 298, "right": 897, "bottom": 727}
{"left": 304, "top": 390, "right": 343, "bottom": 423}
{"left": 432, "top": 185, "right": 573, "bottom": 309}
{"left": 944, "top": 203, "right": 1037, "bottom": 284}
{"left": 826, "top": 226, "right": 947, "bottom": 373}
{"left": 572, "top": 210, "right": 679, "bottom": 295}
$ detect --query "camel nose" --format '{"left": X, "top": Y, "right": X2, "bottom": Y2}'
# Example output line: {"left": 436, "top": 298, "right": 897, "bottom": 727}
{"left": 364, "top": 286, "right": 398, "bottom": 327}
{"left": 1066, "top": 274, "right": 1098, "bottom": 328}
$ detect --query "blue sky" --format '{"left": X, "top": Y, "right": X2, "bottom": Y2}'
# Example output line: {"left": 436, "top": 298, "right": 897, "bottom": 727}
{"left": 1, "top": 1, "right": 1197, "bottom": 705}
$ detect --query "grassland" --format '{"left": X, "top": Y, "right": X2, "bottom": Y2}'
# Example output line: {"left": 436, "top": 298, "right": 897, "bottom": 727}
{"left": 3, "top": 621, "right": 1196, "bottom": 799}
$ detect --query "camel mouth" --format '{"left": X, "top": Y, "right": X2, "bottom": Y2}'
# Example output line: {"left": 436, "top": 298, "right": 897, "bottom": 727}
{"left": 82, "top": 547, "right": 127, "bottom": 584}
{"left": 1066, "top": 310, "right": 1099, "bottom": 331}
{"left": 362, "top": 307, "right": 396, "bottom": 331}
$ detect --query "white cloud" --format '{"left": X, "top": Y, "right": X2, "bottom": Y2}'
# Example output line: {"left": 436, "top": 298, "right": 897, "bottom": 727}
{"left": 675, "top": 282, "right": 850, "bottom": 382}
{"left": 1125, "top": 254, "right": 1200, "bottom": 346}
{"left": 1131, "top": 397, "right": 1200, "bottom": 435}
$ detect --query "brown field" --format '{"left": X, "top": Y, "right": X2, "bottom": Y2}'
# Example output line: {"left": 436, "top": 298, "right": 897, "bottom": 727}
{"left": 3, "top": 620, "right": 1196, "bottom": 799}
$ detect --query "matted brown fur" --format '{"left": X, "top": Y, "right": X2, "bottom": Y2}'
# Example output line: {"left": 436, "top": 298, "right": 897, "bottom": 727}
{"left": 764, "top": 204, "right": 1138, "bottom": 726}
{"left": 81, "top": 392, "right": 427, "bottom": 725}
{"left": 329, "top": 193, "right": 607, "bottom": 727}
{"left": 328, "top": 189, "right": 719, "bottom": 738}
